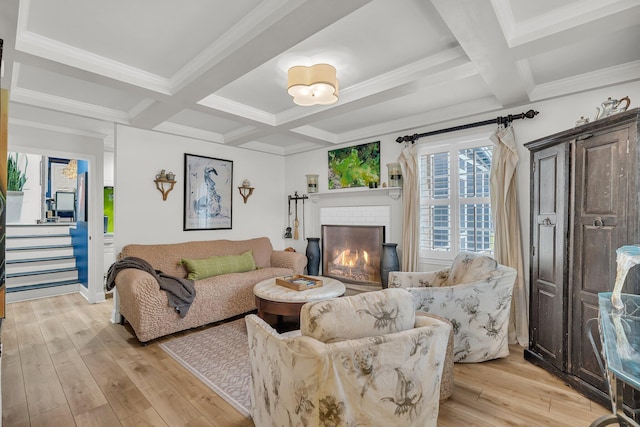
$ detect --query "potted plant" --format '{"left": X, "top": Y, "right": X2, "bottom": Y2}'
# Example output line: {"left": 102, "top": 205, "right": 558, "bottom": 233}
{"left": 6, "top": 152, "right": 28, "bottom": 223}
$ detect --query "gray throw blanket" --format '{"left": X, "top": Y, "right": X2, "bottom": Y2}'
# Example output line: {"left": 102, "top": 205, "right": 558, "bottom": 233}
{"left": 106, "top": 256, "right": 196, "bottom": 318}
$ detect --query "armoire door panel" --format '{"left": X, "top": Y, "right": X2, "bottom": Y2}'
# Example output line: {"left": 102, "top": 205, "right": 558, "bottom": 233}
{"left": 580, "top": 226, "right": 615, "bottom": 294}
{"left": 571, "top": 300, "right": 605, "bottom": 390}
{"left": 534, "top": 286, "right": 562, "bottom": 362}
{"left": 537, "top": 227, "right": 557, "bottom": 282}
{"left": 539, "top": 156, "right": 558, "bottom": 213}
{"left": 582, "top": 142, "right": 618, "bottom": 215}
{"left": 530, "top": 143, "right": 567, "bottom": 370}
{"left": 571, "top": 127, "right": 629, "bottom": 387}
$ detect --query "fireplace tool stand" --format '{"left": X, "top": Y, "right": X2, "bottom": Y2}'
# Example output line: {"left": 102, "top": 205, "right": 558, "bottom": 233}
{"left": 287, "top": 192, "right": 308, "bottom": 240}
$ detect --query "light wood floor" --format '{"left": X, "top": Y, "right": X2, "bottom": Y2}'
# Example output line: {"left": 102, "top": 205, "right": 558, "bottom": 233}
{"left": 2, "top": 293, "right": 610, "bottom": 426}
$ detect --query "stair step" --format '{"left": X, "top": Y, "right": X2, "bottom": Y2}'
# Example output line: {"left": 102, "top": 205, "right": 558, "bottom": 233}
{"left": 6, "top": 279, "right": 81, "bottom": 293}
{"left": 7, "top": 224, "right": 72, "bottom": 237}
{"left": 7, "top": 255, "right": 76, "bottom": 264}
{"left": 7, "top": 266, "right": 78, "bottom": 278}
{"left": 6, "top": 235, "right": 72, "bottom": 249}
{"left": 6, "top": 257, "right": 77, "bottom": 274}
{"left": 6, "top": 245, "right": 75, "bottom": 261}
{"left": 7, "top": 268, "right": 79, "bottom": 288}
{"left": 6, "top": 233, "right": 71, "bottom": 239}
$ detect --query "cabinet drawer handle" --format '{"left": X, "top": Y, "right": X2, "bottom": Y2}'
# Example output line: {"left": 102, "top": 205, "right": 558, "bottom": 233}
{"left": 593, "top": 217, "right": 605, "bottom": 228}
{"left": 542, "top": 217, "right": 552, "bottom": 227}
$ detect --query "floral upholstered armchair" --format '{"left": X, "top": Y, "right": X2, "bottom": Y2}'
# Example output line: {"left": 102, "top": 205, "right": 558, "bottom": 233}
{"left": 388, "top": 252, "right": 517, "bottom": 363}
{"left": 245, "top": 288, "right": 451, "bottom": 427}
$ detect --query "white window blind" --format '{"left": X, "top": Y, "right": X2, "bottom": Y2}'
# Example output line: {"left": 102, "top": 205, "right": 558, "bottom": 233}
{"left": 418, "top": 134, "right": 494, "bottom": 260}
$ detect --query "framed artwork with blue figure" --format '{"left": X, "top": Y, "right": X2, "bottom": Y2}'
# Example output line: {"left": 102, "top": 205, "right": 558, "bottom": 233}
{"left": 183, "top": 153, "right": 233, "bottom": 230}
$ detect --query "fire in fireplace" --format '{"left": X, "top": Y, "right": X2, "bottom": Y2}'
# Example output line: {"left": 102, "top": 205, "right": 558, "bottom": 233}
{"left": 322, "top": 225, "right": 385, "bottom": 285}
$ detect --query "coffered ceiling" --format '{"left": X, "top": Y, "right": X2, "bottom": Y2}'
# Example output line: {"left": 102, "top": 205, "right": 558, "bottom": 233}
{"left": 1, "top": 0, "right": 639, "bottom": 154}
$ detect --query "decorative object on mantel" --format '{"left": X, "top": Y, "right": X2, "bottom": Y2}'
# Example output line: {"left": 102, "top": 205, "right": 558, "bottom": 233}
{"left": 238, "top": 179, "right": 254, "bottom": 204}
{"left": 594, "top": 96, "right": 630, "bottom": 121}
{"left": 287, "top": 64, "right": 338, "bottom": 106}
{"left": 306, "top": 237, "right": 321, "bottom": 275}
{"left": 154, "top": 169, "right": 176, "bottom": 201}
{"left": 305, "top": 174, "right": 319, "bottom": 193}
{"left": 387, "top": 162, "right": 402, "bottom": 188}
{"left": 395, "top": 109, "right": 539, "bottom": 143}
{"left": 380, "top": 243, "right": 399, "bottom": 289}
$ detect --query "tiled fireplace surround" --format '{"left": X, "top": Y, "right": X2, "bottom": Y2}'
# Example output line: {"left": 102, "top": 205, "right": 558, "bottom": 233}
{"left": 306, "top": 190, "right": 402, "bottom": 292}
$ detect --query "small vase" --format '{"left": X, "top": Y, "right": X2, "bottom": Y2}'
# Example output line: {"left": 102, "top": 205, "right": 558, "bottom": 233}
{"left": 306, "top": 238, "right": 321, "bottom": 276}
{"left": 380, "top": 243, "right": 399, "bottom": 289}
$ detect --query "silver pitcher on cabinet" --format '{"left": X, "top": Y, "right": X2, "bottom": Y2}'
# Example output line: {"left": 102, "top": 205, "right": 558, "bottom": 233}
{"left": 594, "top": 96, "right": 631, "bottom": 120}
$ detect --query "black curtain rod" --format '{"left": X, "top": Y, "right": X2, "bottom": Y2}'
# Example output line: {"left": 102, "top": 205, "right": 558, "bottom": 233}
{"left": 395, "top": 109, "right": 539, "bottom": 144}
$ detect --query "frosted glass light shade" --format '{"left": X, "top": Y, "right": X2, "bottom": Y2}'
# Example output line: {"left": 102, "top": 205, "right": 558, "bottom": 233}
{"left": 287, "top": 64, "right": 339, "bottom": 106}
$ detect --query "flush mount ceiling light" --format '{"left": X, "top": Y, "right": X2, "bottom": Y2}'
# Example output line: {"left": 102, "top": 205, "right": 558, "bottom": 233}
{"left": 287, "top": 63, "right": 339, "bottom": 106}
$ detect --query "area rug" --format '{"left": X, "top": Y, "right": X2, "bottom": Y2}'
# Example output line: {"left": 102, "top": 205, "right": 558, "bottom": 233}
{"left": 159, "top": 318, "right": 252, "bottom": 417}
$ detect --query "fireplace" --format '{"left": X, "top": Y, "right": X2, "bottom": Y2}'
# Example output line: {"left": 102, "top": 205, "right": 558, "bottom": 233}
{"left": 322, "top": 225, "right": 385, "bottom": 285}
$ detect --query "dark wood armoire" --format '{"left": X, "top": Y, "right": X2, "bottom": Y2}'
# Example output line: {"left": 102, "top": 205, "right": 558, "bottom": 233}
{"left": 525, "top": 107, "right": 640, "bottom": 418}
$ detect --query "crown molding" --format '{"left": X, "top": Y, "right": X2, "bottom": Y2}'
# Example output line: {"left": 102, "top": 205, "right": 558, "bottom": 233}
{"left": 11, "top": 86, "right": 131, "bottom": 124}
{"left": 153, "top": 122, "right": 225, "bottom": 144}
{"left": 15, "top": 31, "right": 171, "bottom": 95}
{"left": 289, "top": 126, "right": 338, "bottom": 144}
{"left": 529, "top": 60, "right": 640, "bottom": 101}
{"left": 337, "top": 97, "right": 502, "bottom": 145}
{"left": 9, "top": 117, "right": 109, "bottom": 139}
{"left": 491, "top": 0, "right": 640, "bottom": 48}
{"left": 198, "top": 94, "right": 276, "bottom": 126}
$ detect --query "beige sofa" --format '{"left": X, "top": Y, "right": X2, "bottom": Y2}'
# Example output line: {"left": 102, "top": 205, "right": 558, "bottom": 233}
{"left": 114, "top": 237, "right": 306, "bottom": 343}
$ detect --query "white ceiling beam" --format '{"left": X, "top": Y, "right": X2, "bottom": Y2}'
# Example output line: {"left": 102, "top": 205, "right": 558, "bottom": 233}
{"left": 130, "top": 0, "right": 373, "bottom": 130}
{"left": 431, "top": 0, "right": 530, "bottom": 107}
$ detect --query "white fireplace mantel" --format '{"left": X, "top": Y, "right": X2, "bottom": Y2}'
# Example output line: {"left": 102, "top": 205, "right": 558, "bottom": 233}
{"left": 308, "top": 187, "right": 401, "bottom": 201}
{"left": 303, "top": 187, "right": 403, "bottom": 252}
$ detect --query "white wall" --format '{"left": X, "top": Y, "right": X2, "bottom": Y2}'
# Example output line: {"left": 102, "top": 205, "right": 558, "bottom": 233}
{"left": 104, "top": 149, "right": 114, "bottom": 187}
{"left": 9, "top": 122, "right": 106, "bottom": 303}
{"left": 113, "top": 125, "right": 288, "bottom": 255}
{"left": 286, "top": 80, "right": 640, "bottom": 275}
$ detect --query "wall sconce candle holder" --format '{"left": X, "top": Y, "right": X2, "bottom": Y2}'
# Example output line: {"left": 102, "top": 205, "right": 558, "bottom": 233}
{"left": 238, "top": 179, "right": 254, "bottom": 204}
{"left": 154, "top": 169, "right": 176, "bottom": 201}
{"left": 387, "top": 162, "right": 403, "bottom": 188}
{"left": 306, "top": 174, "right": 319, "bottom": 193}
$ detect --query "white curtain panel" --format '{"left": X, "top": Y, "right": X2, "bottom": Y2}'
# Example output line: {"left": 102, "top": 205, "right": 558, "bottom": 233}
{"left": 490, "top": 125, "right": 528, "bottom": 346}
{"left": 398, "top": 143, "right": 419, "bottom": 271}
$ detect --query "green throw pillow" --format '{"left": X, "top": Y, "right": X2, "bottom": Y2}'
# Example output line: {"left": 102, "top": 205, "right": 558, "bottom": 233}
{"left": 181, "top": 251, "right": 256, "bottom": 280}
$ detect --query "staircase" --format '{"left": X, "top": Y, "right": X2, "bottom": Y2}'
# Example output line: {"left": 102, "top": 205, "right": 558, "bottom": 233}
{"left": 6, "top": 223, "right": 81, "bottom": 303}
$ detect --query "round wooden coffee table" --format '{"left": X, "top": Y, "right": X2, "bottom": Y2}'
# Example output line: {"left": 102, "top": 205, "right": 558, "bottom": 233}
{"left": 254, "top": 276, "right": 345, "bottom": 329}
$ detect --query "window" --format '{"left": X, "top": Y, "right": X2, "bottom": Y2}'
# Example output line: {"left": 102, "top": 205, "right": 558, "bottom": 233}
{"left": 418, "top": 134, "right": 494, "bottom": 260}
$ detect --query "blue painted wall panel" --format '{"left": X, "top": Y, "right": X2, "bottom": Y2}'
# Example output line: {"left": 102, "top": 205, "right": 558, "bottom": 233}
{"left": 72, "top": 159, "right": 89, "bottom": 288}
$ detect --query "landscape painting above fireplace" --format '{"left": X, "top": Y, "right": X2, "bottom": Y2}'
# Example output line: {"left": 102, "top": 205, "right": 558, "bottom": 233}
{"left": 327, "top": 141, "right": 380, "bottom": 189}
{"left": 322, "top": 225, "right": 385, "bottom": 286}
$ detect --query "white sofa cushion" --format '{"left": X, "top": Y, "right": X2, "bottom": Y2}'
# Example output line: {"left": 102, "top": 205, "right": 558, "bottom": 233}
{"left": 300, "top": 288, "right": 415, "bottom": 343}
